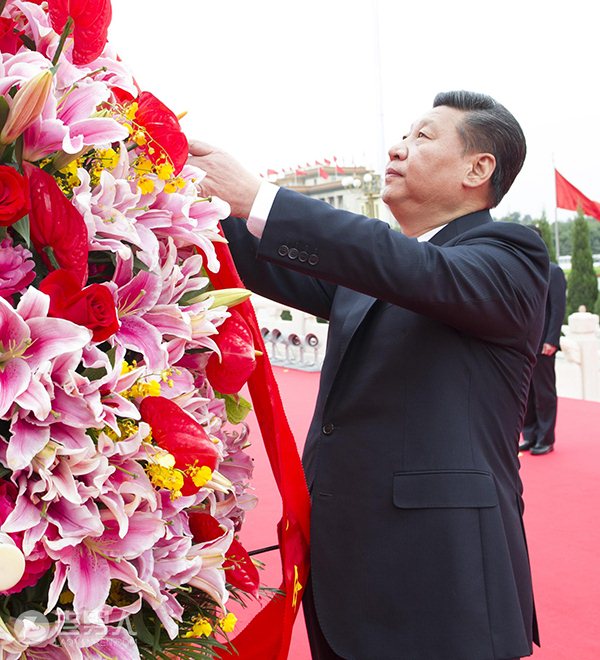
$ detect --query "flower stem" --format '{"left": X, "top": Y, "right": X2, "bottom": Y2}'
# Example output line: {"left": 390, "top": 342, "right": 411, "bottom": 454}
{"left": 43, "top": 245, "right": 61, "bottom": 270}
{"left": 52, "top": 16, "right": 74, "bottom": 67}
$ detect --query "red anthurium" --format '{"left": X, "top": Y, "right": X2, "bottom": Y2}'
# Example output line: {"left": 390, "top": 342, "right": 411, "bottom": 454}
{"left": 140, "top": 396, "right": 219, "bottom": 495}
{"left": 0, "top": 17, "right": 24, "bottom": 55}
{"left": 223, "top": 537, "right": 260, "bottom": 597}
{"left": 134, "top": 91, "right": 188, "bottom": 175}
{"left": 188, "top": 512, "right": 260, "bottom": 597}
{"left": 39, "top": 269, "right": 119, "bottom": 342}
{"left": 188, "top": 511, "right": 224, "bottom": 543}
{"left": 24, "top": 163, "right": 89, "bottom": 286}
{"left": 48, "top": 0, "right": 112, "bottom": 65}
{"left": 206, "top": 310, "right": 257, "bottom": 394}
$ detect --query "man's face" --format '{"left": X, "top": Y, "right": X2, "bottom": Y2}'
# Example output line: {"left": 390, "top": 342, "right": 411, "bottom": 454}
{"left": 382, "top": 105, "right": 477, "bottom": 223}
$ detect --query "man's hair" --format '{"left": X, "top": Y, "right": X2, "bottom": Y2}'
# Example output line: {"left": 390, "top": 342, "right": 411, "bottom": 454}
{"left": 433, "top": 90, "right": 526, "bottom": 208}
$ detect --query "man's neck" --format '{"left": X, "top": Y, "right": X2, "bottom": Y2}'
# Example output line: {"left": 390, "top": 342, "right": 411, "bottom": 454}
{"left": 399, "top": 201, "right": 488, "bottom": 238}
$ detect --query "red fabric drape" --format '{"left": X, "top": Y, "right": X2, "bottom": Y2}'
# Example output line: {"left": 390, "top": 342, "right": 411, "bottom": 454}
{"left": 555, "top": 169, "right": 600, "bottom": 221}
{"left": 210, "top": 227, "right": 311, "bottom": 660}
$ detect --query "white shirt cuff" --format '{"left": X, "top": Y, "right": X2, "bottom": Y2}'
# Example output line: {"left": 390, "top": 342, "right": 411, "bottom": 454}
{"left": 247, "top": 181, "right": 279, "bottom": 238}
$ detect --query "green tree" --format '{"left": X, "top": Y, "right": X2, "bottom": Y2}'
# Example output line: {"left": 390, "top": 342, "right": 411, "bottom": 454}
{"left": 535, "top": 213, "right": 557, "bottom": 263}
{"left": 587, "top": 217, "right": 600, "bottom": 254}
{"left": 567, "top": 209, "right": 598, "bottom": 314}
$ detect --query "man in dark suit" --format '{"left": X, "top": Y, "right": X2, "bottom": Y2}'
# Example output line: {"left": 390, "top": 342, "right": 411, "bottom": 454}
{"left": 520, "top": 259, "right": 567, "bottom": 455}
{"left": 189, "top": 91, "right": 548, "bottom": 660}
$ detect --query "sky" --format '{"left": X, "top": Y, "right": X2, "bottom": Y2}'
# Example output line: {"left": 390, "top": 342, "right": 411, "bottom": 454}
{"left": 109, "top": 0, "right": 600, "bottom": 221}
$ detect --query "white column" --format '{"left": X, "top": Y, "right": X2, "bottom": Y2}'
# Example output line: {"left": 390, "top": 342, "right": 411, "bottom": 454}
{"left": 560, "top": 308, "right": 600, "bottom": 401}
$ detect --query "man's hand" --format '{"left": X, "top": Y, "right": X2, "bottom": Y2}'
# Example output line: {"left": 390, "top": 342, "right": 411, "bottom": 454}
{"left": 188, "top": 141, "right": 261, "bottom": 219}
{"left": 541, "top": 343, "right": 558, "bottom": 356}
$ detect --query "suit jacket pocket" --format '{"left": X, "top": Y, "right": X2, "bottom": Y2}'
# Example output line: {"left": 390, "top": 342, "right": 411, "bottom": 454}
{"left": 393, "top": 470, "right": 498, "bottom": 509}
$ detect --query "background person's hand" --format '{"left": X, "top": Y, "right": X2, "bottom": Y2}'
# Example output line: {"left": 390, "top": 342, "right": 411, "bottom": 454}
{"left": 188, "top": 140, "right": 261, "bottom": 218}
{"left": 541, "top": 343, "right": 558, "bottom": 356}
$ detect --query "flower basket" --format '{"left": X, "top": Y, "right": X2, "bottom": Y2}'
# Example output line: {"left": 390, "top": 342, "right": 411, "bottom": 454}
{"left": 0, "top": 1, "right": 263, "bottom": 657}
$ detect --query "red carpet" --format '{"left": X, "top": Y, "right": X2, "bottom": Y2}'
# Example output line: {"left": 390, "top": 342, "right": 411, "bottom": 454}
{"left": 234, "top": 368, "right": 600, "bottom": 659}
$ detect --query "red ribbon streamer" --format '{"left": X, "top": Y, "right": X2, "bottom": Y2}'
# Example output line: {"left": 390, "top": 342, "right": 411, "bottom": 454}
{"left": 210, "top": 227, "right": 311, "bottom": 660}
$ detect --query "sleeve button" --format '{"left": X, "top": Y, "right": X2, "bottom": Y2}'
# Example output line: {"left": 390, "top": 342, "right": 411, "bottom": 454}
{"left": 278, "top": 245, "right": 289, "bottom": 257}
{"left": 322, "top": 423, "right": 335, "bottom": 435}
{"left": 308, "top": 254, "right": 319, "bottom": 265}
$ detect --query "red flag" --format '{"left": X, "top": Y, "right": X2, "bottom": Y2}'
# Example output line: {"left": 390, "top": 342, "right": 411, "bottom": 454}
{"left": 555, "top": 169, "right": 600, "bottom": 221}
{"left": 333, "top": 156, "right": 344, "bottom": 174}
{"left": 324, "top": 158, "right": 331, "bottom": 165}
{"left": 295, "top": 167, "right": 307, "bottom": 176}
{"left": 210, "top": 229, "right": 311, "bottom": 660}
{"left": 318, "top": 167, "right": 329, "bottom": 179}
{"left": 267, "top": 168, "right": 278, "bottom": 176}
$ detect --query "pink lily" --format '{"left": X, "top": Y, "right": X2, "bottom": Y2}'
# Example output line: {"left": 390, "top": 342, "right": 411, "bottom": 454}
{"left": 0, "top": 69, "right": 53, "bottom": 144}
{"left": 60, "top": 626, "right": 140, "bottom": 660}
{"left": 22, "top": 79, "right": 128, "bottom": 161}
{"left": 46, "top": 509, "right": 165, "bottom": 620}
{"left": 0, "top": 291, "right": 91, "bottom": 418}
{"left": 0, "top": 608, "right": 66, "bottom": 657}
{"left": 110, "top": 262, "right": 168, "bottom": 371}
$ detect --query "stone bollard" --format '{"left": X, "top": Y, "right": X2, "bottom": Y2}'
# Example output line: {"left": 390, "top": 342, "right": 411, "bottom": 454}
{"left": 560, "top": 306, "right": 600, "bottom": 401}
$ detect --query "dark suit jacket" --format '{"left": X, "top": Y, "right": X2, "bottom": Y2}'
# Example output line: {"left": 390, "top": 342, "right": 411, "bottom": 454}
{"left": 539, "top": 262, "right": 567, "bottom": 351}
{"left": 223, "top": 188, "right": 549, "bottom": 660}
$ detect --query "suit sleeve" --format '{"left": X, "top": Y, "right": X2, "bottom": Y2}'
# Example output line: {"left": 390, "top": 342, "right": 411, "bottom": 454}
{"left": 221, "top": 216, "right": 336, "bottom": 320}
{"left": 544, "top": 265, "right": 567, "bottom": 346}
{"left": 257, "top": 188, "right": 549, "bottom": 342}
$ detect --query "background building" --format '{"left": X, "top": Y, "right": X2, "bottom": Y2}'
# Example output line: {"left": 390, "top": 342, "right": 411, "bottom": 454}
{"left": 270, "top": 164, "right": 389, "bottom": 221}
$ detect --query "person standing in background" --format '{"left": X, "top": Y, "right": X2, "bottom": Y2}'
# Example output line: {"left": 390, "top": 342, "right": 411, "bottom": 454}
{"left": 520, "top": 256, "right": 567, "bottom": 455}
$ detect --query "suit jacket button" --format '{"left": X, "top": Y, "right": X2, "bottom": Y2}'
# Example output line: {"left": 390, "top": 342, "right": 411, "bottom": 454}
{"left": 288, "top": 247, "right": 299, "bottom": 259}
{"left": 298, "top": 251, "right": 308, "bottom": 263}
{"left": 308, "top": 254, "right": 319, "bottom": 265}
{"left": 278, "top": 245, "right": 289, "bottom": 257}
{"left": 322, "top": 423, "right": 335, "bottom": 435}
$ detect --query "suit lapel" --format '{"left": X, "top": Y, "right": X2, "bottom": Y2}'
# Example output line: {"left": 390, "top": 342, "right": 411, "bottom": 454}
{"left": 429, "top": 209, "right": 492, "bottom": 246}
{"left": 328, "top": 289, "right": 377, "bottom": 375}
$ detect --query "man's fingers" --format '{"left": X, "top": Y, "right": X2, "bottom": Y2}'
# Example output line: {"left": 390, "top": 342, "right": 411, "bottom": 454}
{"left": 188, "top": 139, "right": 215, "bottom": 156}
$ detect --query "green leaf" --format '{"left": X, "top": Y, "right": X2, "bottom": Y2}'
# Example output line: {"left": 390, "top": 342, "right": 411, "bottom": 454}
{"left": 14, "top": 134, "right": 23, "bottom": 167}
{"left": 11, "top": 215, "right": 30, "bottom": 248}
{"left": 81, "top": 365, "right": 108, "bottom": 381}
{"left": 133, "top": 252, "right": 151, "bottom": 272}
{"left": 0, "top": 96, "right": 9, "bottom": 134}
{"left": 221, "top": 393, "right": 253, "bottom": 424}
{"left": 131, "top": 612, "right": 156, "bottom": 646}
{"left": 178, "top": 288, "right": 210, "bottom": 306}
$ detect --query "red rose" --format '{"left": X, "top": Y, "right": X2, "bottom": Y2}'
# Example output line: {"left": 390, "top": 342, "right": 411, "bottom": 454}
{"left": 39, "top": 269, "right": 119, "bottom": 342}
{"left": 24, "top": 162, "right": 89, "bottom": 286}
{"left": 0, "top": 165, "right": 29, "bottom": 227}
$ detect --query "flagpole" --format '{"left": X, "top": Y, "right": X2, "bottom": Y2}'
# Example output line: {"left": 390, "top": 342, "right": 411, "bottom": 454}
{"left": 552, "top": 158, "right": 560, "bottom": 260}
{"left": 372, "top": 0, "right": 386, "bottom": 178}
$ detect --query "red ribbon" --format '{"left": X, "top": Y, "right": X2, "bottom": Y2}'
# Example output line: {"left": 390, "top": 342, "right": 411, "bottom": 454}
{"left": 210, "top": 227, "right": 311, "bottom": 660}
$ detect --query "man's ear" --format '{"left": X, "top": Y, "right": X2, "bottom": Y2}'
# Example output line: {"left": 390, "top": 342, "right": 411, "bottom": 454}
{"left": 464, "top": 153, "right": 496, "bottom": 189}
